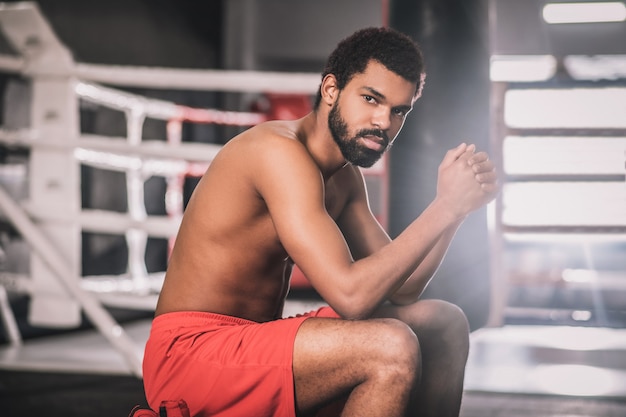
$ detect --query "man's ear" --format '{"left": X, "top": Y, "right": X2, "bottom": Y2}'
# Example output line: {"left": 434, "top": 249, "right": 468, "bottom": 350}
{"left": 320, "top": 74, "right": 338, "bottom": 106}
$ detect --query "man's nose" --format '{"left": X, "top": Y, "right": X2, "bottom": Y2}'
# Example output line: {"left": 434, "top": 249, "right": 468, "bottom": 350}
{"left": 371, "top": 107, "right": 391, "bottom": 130}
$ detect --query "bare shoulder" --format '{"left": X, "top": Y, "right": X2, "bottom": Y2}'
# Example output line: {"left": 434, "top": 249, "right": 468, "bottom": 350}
{"left": 187, "top": 119, "right": 323, "bottom": 221}
{"left": 213, "top": 120, "right": 311, "bottom": 169}
{"left": 222, "top": 120, "right": 322, "bottom": 188}
{"left": 228, "top": 119, "right": 303, "bottom": 148}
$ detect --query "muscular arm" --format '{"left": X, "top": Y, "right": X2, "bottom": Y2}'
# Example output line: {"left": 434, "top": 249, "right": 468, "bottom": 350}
{"left": 337, "top": 167, "right": 464, "bottom": 306}
{"left": 388, "top": 219, "right": 463, "bottom": 305}
{"left": 341, "top": 145, "right": 498, "bottom": 306}
{"left": 258, "top": 138, "right": 495, "bottom": 319}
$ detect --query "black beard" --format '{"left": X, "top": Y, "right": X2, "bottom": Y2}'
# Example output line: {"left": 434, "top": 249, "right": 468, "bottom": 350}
{"left": 328, "top": 101, "right": 388, "bottom": 168}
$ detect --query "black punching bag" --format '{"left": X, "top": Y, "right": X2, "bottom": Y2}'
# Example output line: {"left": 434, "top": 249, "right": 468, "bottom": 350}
{"left": 388, "top": 0, "right": 493, "bottom": 331}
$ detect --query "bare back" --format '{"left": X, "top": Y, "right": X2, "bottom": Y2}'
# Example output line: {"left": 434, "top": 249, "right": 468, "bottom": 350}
{"left": 155, "top": 117, "right": 354, "bottom": 322}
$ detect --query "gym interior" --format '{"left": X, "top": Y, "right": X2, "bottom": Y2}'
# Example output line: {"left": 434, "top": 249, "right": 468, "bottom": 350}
{"left": 0, "top": 1, "right": 624, "bottom": 416}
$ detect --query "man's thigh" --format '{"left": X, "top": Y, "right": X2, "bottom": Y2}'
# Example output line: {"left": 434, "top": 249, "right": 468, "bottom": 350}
{"left": 292, "top": 315, "right": 417, "bottom": 414}
{"left": 145, "top": 311, "right": 310, "bottom": 417}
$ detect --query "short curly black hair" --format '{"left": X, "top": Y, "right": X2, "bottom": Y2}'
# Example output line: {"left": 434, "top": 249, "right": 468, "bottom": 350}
{"left": 314, "top": 27, "right": 425, "bottom": 109}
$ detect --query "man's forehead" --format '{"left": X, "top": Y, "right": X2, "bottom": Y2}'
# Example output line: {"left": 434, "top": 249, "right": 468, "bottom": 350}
{"left": 348, "top": 61, "right": 418, "bottom": 105}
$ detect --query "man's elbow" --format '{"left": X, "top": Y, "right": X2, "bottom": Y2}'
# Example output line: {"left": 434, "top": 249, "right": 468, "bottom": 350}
{"left": 389, "top": 292, "right": 421, "bottom": 306}
{"left": 332, "top": 297, "right": 379, "bottom": 320}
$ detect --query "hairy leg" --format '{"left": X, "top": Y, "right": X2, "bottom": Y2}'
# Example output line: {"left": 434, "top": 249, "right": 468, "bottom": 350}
{"left": 374, "top": 299, "right": 470, "bottom": 417}
{"left": 293, "top": 317, "right": 421, "bottom": 417}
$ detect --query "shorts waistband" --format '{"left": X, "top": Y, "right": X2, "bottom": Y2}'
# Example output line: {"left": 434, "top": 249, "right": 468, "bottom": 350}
{"left": 151, "top": 311, "right": 257, "bottom": 330}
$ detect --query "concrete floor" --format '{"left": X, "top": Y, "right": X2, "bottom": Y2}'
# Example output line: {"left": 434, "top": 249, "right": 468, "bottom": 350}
{"left": 1, "top": 369, "right": 626, "bottom": 417}
{"left": 1, "top": 300, "right": 626, "bottom": 416}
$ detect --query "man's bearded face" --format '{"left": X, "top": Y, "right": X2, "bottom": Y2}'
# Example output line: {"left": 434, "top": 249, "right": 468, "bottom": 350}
{"left": 328, "top": 97, "right": 389, "bottom": 168}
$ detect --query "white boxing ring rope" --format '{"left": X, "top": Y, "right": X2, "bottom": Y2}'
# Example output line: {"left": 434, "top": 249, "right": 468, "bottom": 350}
{"left": 76, "top": 80, "right": 270, "bottom": 298}
{"left": 0, "top": 83, "right": 280, "bottom": 376}
{"left": 0, "top": 81, "right": 269, "bottom": 288}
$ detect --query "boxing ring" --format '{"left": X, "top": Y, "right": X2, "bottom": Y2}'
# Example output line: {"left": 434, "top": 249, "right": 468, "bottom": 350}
{"left": 0, "top": 2, "right": 326, "bottom": 377}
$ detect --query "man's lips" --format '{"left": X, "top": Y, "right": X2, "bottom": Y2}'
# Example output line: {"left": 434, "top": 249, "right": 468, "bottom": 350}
{"left": 360, "top": 135, "right": 386, "bottom": 151}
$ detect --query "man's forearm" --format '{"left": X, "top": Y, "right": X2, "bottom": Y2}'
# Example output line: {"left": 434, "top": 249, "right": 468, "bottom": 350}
{"left": 389, "top": 218, "right": 464, "bottom": 305}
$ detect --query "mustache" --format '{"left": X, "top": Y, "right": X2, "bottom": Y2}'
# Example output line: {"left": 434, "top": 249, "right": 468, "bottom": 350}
{"left": 356, "top": 129, "right": 390, "bottom": 147}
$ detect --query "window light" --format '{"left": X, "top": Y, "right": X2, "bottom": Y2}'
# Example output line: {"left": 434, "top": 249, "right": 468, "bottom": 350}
{"left": 504, "top": 88, "right": 626, "bottom": 129}
{"left": 542, "top": 2, "right": 626, "bottom": 24}
{"left": 490, "top": 55, "right": 557, "bottom": 82}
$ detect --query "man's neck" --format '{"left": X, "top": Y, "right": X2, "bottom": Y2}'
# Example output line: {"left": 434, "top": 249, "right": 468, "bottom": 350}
{"left": 300, "top": 111, "right": 348, "bottom": 180}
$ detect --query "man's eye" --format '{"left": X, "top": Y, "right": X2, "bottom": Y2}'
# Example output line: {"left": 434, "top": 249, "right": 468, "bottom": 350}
{"left": 364, "top": 95, "right": 376, "bottom": 103}
{"left": 393, "top": 109, "right": 407, "bottom": 117}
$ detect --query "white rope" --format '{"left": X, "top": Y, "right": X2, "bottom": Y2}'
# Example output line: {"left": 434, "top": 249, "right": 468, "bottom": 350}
{"left": 22, "top": 205, "right": 180, "bottom": 238}
{"left": 0, "top": 130, "right": 222, "bottom": 162}
{"left": 75, "top": 81, "right": 268, "bottom": 126}
{"left": 0, "top": 53, "right": 320, "bottom": 95}
{"left": 75, "top": 148, "right": 192, "bottom": 177}
{"left": 75, "top": 63, "right": 320, "bottom": 94}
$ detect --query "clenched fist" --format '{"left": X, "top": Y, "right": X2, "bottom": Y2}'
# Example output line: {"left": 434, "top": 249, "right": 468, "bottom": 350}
{"left": 436, "top": 143, "right": 498, "bottom": 219}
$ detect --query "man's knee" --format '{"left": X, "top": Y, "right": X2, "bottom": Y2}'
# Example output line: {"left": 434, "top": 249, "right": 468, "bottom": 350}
{"left": 437, "top": 300, "right": 469, "bottom": 333}
{"left": 421, "top": 300, "right": 470, "bottom": 355}
{"left": 369, "top": 319, "right": 420, "bottom": 378}
{"left": 416, "top": 299, "right": 468, "bottom": 331}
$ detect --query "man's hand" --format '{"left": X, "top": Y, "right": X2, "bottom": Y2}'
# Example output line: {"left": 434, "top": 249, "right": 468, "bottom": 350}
{"left": 436, "top": 143, "right": 498, "bottom": 219}
{"left": 468, "top": 147, "right": 498, "bottom": 194}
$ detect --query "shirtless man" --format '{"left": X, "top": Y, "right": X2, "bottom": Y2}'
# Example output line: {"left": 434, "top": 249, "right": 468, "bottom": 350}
{"left": 142, "top": 27, "right": 498, "bottom": 417}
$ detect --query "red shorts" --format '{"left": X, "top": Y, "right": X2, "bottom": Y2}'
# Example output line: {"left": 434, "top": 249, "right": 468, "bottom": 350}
{"left": 142, "top": 307, "right": 339, "bottom": 417}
